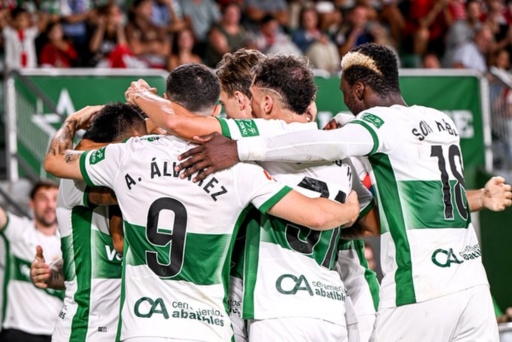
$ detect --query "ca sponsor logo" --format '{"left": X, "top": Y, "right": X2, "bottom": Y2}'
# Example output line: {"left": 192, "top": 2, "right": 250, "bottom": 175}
{"left": 276, "top": 274, "right": 314, "bottom": 296}
{"left": 135, "top": 297, "right": 169, "bottom": 319}
{"left": 431, "top": 248, "right": 464, "bottom": 268}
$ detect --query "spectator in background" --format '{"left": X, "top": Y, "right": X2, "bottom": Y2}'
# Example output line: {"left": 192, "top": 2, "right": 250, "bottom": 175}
{"left": 151, "top": 0, "right": 186, "bottom": 34}
{"left": 126, "top": 0, "right": 170, "bottom": 68}
{"left": 58, "top": 0, "right": 93, "bottom": 66}
{"left": 251, "top": 14, "right": 302, "bottom": 56}
{"left": 89, "top": 3, "right": 132, "bottom": 67}
{"left": 491, "top": 47, "right": 511, "bottom": 70}
{"left": 334, "top": 5, "right": 380, "bottom": 56}
{"left": 422, "top": 51, "right": 441, "bottom": 68}
{"left": 452, "top": 25, "right": 493, "bottom": 72}
{"left": 0, "top": 6, "right": 47, "bottom": 70}
{"left": 443, "top": 0, "right": 483, "bottom": 67}
{"left": 402, "top": 0, "right": 453, "bottom": 62}
{"left": 204, "top": 3, "right": 249, "bottom": 67}
{"left": 39, "top": 22, "right": 78, "bottom": 67}
{"left": 485, "top": 0, "right": 512, "bottom": 62}
{"left": 292, "top": 6, "right": 340, "bottom": 72}
{"left": 245, "top": 0, "right": 289, "bottom": 27}
{"left": 0, "top": 180, "right": 63, "bottom": 342}
{"left": 181, "top": 0, "right": 220, "bottom": 55}
{"left": 168, "top": 28, "right": 202, "bottom": 70}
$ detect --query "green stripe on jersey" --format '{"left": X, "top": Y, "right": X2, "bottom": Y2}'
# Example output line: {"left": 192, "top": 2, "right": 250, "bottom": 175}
{"left": 124, "top": 221, "right": 231, "bottom": 285}
{"left": 242, "top": 212, "right": 263, "bottom": 319}
{"left": 348, "top": 120, "right": 379, "bottom": 156}
{"left": 353, "top": 240, "right": 380, "bottom": 310}
{"left": 61, "top": 235, "right": 76, "bottom": 281}
{"left": 116, "top": 234, "right": 129, "bottom": 342}
{"left": 80, "top": 151, "right": 95, "bottom": 187}
{"left": 258, "top": 186, "right": 292, "bottom": 214}
{"left": 398, "top": 180, "right": 470, "bottom": 229}
{"left": 70, "top": 206, "right": 93, "bottom": 341}
{"left": 216, "top": 118, "right": 232, "bottom": 139}
{"left": 1, "top": 234, "right": 10, "bottom": 324}
{"left": 369, "top": 153, "right": 416, "bottom": 306}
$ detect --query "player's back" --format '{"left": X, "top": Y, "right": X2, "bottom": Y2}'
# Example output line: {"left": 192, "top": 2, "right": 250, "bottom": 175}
{"left": 54, "top": 179, "right": 121, "bottom": 342}
{"left": 353, "top": 105, "right": 488, "bottom": 308}
{"left": 80, "top": 135, "right": 290, "bottom": 342}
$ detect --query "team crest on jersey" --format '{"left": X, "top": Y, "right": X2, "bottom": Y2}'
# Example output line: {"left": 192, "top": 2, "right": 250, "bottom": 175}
{"left": 361, "top": 113, "right": 385, "bottom": 129}
{"left": 235, "top": 120, "right": 260, "bottom": 137}
{"left": 90, "top": 147, "right": 106, "bottom": 165}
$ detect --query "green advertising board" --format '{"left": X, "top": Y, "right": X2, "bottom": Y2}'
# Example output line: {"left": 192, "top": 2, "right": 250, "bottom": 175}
{"left": 9, "top": 70, "right": 167, "bottom": 180}
{"left": 314, "top": 72, "right": 488, "bottom": 188}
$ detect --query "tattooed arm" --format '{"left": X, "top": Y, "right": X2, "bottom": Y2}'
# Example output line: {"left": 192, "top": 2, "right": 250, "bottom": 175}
{"left": 88, "top": 187, "right": 118, "bottom": 206}
{"left": 44, "top": 105, "right": 103, "bottom": 179}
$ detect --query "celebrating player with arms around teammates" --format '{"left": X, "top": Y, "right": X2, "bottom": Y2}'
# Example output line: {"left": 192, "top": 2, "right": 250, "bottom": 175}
{"left": 43, "top": 63, "right": 360, "bottom": 342}
{"left": 175, "top": 44, "right": 512, "bottom": 342}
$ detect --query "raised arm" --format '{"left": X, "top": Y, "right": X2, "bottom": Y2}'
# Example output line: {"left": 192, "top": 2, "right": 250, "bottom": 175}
{"left": 467, "top": 176, "right": 512, "bottom": 212}
{"left": 268, "top": 190, "right": 360, "bottom": 231}
{"left": 44, "top": 105, "right": 103, "bottom": 180}
{"left": 125, "top": 80, "right": 222, "bottom": 139}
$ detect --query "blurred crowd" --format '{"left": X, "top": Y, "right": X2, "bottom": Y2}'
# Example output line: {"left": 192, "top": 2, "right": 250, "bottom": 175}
{"left": 0, "top": 0, "right": 511, "bottom": 73}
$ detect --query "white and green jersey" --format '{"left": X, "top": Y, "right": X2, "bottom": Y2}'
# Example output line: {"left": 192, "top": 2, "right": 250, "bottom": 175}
{"left": 1, "top": 213, "right": 64, "bottom": 335}
{"left": 79, "top": 135, "right": 292, "bottom": 342}
{"left": 236, "top": 105, "right": 489, "bottom": 308}
{"left": 53, "top": 179, "right": 122, "bottom": 342}
{"left": 0, "top": 234, "right": 5, "bottom": 332}
{"left": 217, "top": 118, "right": 373, "bottom": 326}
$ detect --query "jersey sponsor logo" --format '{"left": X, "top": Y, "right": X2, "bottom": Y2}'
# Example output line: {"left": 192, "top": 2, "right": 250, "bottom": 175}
{"left": 59, "top": 304, "right": 68, "bottom": 319}
{"left": 275, "top": 274, "right": 346, "bottom": 301}
{"left": 98, "top": 326, "right": 107, "bottom": 332}
{"left": 90, "top": 147, "right": 106, "bottom": 165}
{"left": 105, "top": 245, "right": 122, "bottom": 261}
{"left": 133, "top": 297, "right": 225, "bottom": 327}
{"left": 431, "top": 244, "right": 481, "bottom": 268}
{"left": 361, "top": 113, "right": 384, "bottom": 129}
{"left": 234, "top": 120, "right": 260, "bottom": 137}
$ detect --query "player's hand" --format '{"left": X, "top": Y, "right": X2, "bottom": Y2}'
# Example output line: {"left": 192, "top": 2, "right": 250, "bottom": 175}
{"left": 343, "top": 191, "right": 360, "bottom": 228}
{"left": 68, "top": 105, "right": 104, "bottom": 130}
{"left": 125, "top": 79, "right": 158, "bottom": 104}
{"left": 31, "top": 245, "right": 50, "bottom": 289}
{"left": 323, "top": 119, "right": 339, "bottom": 130}
{"left": 176, "top": 132, "right": 240, "bottom": 182}
{"left": 482, "top": 176, "right": 512, "bottom": 211}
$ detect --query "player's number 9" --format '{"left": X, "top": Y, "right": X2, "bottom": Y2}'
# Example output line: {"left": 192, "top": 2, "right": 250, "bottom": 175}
{"left": 145, "top": 197, "right": 187, "bottom": 278}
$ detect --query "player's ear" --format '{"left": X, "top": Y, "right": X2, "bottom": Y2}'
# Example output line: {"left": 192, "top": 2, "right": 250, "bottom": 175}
{"left": 234, "top": 91, "right": 245, "bottom": 111}
{"left": 211, "top": 104, "right": 221, "bottom": 117}
{"left": 355, "top": 82, "right": 365, "bottom": 101}
{"left": 29, "top": 199, "right": 35, "bottom": 211}
{"left": 263, "top": 94, "right": 273, "bottom": 115}
{"left": 163, "top": 93, "right": 169, "bottom": 100}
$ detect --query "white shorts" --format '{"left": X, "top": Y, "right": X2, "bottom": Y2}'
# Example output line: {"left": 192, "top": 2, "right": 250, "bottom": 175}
{"left": 371, "top": 285, "right": 499, "bottom": 342}
{"left": 248, "top": 317, "right": 347, "bottom": 342}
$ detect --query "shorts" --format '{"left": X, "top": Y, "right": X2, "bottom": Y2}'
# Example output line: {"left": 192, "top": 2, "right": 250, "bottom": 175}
{"left": 371, "top": 285, "right": 499, "bottom": 342}
{"left": 248, "top": 317, "right": 347, "bottom": 342}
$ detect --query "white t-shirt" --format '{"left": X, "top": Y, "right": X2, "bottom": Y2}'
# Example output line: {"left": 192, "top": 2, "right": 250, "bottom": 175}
{"left": 236, "top": 105, "right": 489, "bottom": 309}
{"left": 2, "top": 26, "right": 38, "bottom": 69}
{"left": 52, "top": 179, "right": 122, "bottom": 342}
{"left": 1, "top": 213, "right": 63, "bottom": 335}
{"left": 79, "top": 135, "right": 292, "bottom": 342}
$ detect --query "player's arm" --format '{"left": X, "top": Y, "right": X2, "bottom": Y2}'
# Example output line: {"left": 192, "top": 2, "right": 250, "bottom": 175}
{"left": 467, "top": 176, "right": 512, "bottom": 212}
{"left": 176, "top": 122, "right": 375, "bottom": 182}
{"left": 88, "top": 187, "right": 118, "bottom": 206}
{"left": 44, "top": 105, "right": 104, "bottom": 180}
{"left": 0, "top": 205, "right": 8, "bottom": 232}
{"left": 125, "top": 80, "right": 222, "bottom": 140}
{"left": 30, "top": 246, "right": 65, "bottom": 290}
{"left": 267, "top": 190, "right": 360, "bottom": 230}
{"left": 109, "top": 205, "right": 124, "bottom": 255}
{"left": 340, "top": 206, "right": 381, "bottom": 239}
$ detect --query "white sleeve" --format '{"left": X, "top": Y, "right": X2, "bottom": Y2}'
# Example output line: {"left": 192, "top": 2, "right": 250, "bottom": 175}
{"left": 237, "top": 123, "right": 375, "bottom": 162}
{"left": 79, "top": 143, "right": 126, "bottom": 189}
{"left": 1, "top": 213, "right": 30, "bottom": 242}
{"left": 345, "top": 158, "right": 374, "bottom": 217}
{"left": 216, "top": 118, "right": 317, "bottom": 140}
{"left": 59, "top": 179, "right": 96, "bottom": 209}
{"left": 234, "top": 162, "right": 293, "bottom": 213}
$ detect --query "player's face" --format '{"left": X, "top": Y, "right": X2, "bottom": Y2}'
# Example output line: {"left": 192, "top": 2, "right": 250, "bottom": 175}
{"left": 30, "top": 187, "right": 58, "bottom": 228}
{"left": 220, "top": 90, "right": 252, "bottom": 120}
{"left": 340, "top": 76, "right": 366, "bottom": 115}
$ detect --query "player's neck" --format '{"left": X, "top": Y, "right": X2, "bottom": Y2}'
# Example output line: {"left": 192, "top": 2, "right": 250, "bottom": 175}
{"left": 35, "top": 222, "right": 57, "bottom": 236}
{"left": 76, "top": 139, "right": 109, "bottom": 151}
{"left": 368, "top": 93, "right": 407, "bottom": 109}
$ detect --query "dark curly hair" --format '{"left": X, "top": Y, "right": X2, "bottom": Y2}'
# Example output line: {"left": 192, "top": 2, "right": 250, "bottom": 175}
{"left": 83, "top": 103, "right": 146, "bottom": 143}
{"left": 252, "top": 55, "right": 317, "bottom": 115}
{"left": 216, "top": 49, "right": 266, "bottom": 99}
{"left": 342, "top": 43, "right": 401, "bottom": 97}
